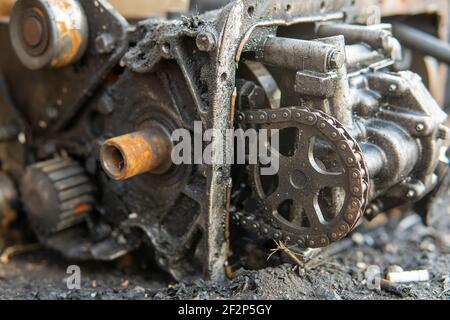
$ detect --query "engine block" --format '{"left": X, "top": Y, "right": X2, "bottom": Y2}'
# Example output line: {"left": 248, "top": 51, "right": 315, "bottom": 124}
{"left": 0, "top": 0, "right": 449, "bottom": 281}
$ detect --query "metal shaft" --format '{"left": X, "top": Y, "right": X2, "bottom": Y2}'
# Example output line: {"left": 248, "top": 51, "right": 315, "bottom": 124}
{"left": 317, "top": 23, "right": 390, "bottom": 49}
{"left": 392, "top": 23, "right": 450, "bottom": 65}
{"left": 259, "top": 37, "right": 344, "bottom": 73}
{"left": 100, "top": 128, "right": 172, "bottom": 180}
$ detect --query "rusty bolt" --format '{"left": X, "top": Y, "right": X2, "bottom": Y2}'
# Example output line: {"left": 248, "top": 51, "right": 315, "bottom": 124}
{"left": 328, "top": 50, "right": 344, "bottom": 69}
{"left": 100, "top": 127, "right": 172, "bottom": 180}
{"left": 96, "top": 33, "right": 115, "bottom": 54}
{"left": 196, "top": 31, "right": 216, "bottom": 52}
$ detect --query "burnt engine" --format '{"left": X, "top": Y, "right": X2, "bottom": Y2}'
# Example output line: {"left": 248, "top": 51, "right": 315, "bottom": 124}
{"left": 0, "top": 0, "right": 449, "bottom": 281}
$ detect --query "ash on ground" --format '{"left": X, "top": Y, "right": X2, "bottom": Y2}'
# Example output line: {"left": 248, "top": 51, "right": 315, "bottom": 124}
{"left": 0, "top": 210, "right": 449, "bottom": 300}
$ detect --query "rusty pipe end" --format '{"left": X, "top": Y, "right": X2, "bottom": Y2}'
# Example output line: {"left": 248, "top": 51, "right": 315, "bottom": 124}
{"left": 100, "top": 128, "right": 172, "bottom": 181}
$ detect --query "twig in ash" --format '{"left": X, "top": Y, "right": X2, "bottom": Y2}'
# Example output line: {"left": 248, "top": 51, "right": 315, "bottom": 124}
{"left": 268, "top": 240, "right": 305, "bottom": 268}
{"left": 0, "top": 243, "right": 42, "bottom": 264}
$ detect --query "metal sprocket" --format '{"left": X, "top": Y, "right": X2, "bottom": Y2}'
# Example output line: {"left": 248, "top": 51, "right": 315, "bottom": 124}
{"left": 235, "top": 106, "right": 370, "bottom": 248}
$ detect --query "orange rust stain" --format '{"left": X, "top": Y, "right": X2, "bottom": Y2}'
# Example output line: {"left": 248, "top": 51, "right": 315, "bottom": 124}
{"left": 49, "top": 0, "right": 73, "bottom": 11}
{"left": 51, "top": 23, "right": 82, "bottom": 67}
{"left": 0, "top": 0, "right": 15, "bottom": 17}
{"left": 49, "top": 0, "right": 83, "bottom": 68}
{"left": 118, "top": 254, "right": 134, "bottom": 269}
{"left": 102, "top": 130, "right": 172, "bottom": 180}
{"left": 73, "top": 203, "right": 92, "bottom": 215}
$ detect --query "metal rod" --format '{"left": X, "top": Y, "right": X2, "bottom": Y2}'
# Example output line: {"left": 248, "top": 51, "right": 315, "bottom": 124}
{"left": 317, "top": 23, "right": 390, "bottom": 49}
{"left": 259, "top": 37, "right": 344, "bottom": 73}
{"left": 392, "top": 23, "right": 450, "bottom": 65}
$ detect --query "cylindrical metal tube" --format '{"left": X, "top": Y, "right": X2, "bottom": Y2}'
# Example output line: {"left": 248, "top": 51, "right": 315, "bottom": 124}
{"left": 345, "top": 44, "right": 384, "bottom": 69}
{"left": 260, "top": 37, "right": 344, "bottom": 73}
{"left": 100, "top": 128, "right": 172, "bottom": 180}
{"left": 392, "top": 23, "right": 450, "bottom": 66}
{"left": 317, "top": 23, "right": 390, "bottom": 49}
{"left": 360, "top": 143, "right": 386, "bottom": 178}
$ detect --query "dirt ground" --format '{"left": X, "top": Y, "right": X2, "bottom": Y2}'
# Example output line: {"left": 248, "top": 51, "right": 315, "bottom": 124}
{"left": 0, "top": 209, "right": 448, "bottom": 301}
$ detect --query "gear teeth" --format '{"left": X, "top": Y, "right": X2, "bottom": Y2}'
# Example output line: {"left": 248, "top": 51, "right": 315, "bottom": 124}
{"left": 236, "top": 107, "right": 370, "bottom": 249}
{"left": 21, "top": 157, "right": 95, "bottom": 235}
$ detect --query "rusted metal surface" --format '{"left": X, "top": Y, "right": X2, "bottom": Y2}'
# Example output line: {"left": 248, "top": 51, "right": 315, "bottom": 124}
{"left": 101, "top": 128, "right": 173, "bottom": 181}
{"left": 0, "top": 0, "right": 15, "bottom": 17}
{"left": 238, "top": 107, "right": 369, "bottom": 248}
{"left": 1, "top": 0, "right": 129, "bottom": 133}
{"left": 117, "top": 0, "right": 449, "bottom": 280}
{"left": 0, "top": 0, "right": 449, "bottom": 283}
{"left": 9, "top": 0, "right": 89, "bottom": 70}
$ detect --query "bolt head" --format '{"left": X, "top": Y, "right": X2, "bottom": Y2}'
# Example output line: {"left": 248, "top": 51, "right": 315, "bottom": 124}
{"left": 196, "top": 32, "right": 216, "bottom": 52}
{"left": 416, "top": 123, "right": 425, "bottom": 132}
{"left": 406, "top": 190, "right": 416, "bottom": 199}
{"left": 389, "top": 84, "right": 398, "bottom": 92}
{"left": 328, "top": 50, "right": 345, "bottom": 69}
{"left": 242, "top": 85, "right": 265, "bottom": 109}
{"left": 97, "top": 95, "right": 115, "bottom": 115}
{"left": 95, "top": 33, "right": 115, "bottom": 54}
